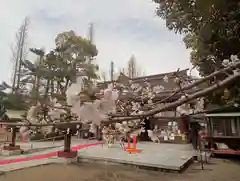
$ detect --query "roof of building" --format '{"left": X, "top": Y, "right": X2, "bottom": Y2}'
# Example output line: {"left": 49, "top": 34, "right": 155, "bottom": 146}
{"left": 97, "top": 69, "right": 199, "bottom": 103}
{"left": 97, "top": 69, "right": 189, "bottom": 90}
{"left": 5, "top": 109, "right": 25, "bottom": 120}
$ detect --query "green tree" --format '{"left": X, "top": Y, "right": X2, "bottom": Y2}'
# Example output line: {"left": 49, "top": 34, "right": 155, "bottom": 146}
{"left": 54, "top": 30, "right": 98, "bottom": 93}
{"left": 153, "top": 0, "right": 240, "bottom": 105}
{"left": 22, "top": 30, "right": 99, "bottom": 104}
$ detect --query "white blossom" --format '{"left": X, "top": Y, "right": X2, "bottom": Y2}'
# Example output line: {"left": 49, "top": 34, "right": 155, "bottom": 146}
{"left": 230, "top": 55, "right": 239, "bottom": 62}
{"left": 148, "top": 99, "right": 153, "bottom": 104}
{"left": 163, "top": 75, "right": 169, "bottom": 83}
{"left": 174, "top": 77, "right": 180, "bottom": 84}
{"left": 153, "top": 85, "right": 165, "bottom": 93}
{"left": 66, "top": 78, "right": 83, "bottom": 106}
{"left": 222, "top": 59, "right": 230, "bottom": 67}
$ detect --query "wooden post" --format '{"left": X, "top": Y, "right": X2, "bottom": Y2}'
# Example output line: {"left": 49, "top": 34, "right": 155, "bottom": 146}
{"left": 64, "top": 128, "right": 71, "bottom": 152}
{"left": 127, "top": 138, "right": 131, "bottom": 149}
{"left": 97, "top": 125, "right": 103, "bottom": 141}
{"left": 58, "top": 128, "right": 77, "bottom": 158}
{"left": 3, "top": 126, "right": 21, "bottom": 151}
{"left": 10, "top": 127, "right": 17, "bottom": 147}
{"left": 76, "top": 124, "right": 80, "bottom": 140}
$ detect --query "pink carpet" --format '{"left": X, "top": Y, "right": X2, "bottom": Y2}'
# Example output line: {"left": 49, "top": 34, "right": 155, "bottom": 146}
{"left": 0, "top": 142, "right": 104, "bottom": 165}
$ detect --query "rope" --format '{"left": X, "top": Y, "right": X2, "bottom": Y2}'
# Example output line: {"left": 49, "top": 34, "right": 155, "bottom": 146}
{"left": 33, "top": 134, "right": 66, "bottom": 142}
{"left": 23, "top": 134, "right": 67, "bottom": 149}
{"left": 1, "top": 127, "right": 91, "bottom": 151}
{"left": 21, "top": 128, "right": 89, "bottom": 143}
{"left": 16, "top": 128, "right": 89, "bottom": 141}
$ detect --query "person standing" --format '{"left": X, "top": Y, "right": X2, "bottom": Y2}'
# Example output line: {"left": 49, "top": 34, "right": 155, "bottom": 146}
{"left": 189, "top": 122, "right": 201, "bottom": 150}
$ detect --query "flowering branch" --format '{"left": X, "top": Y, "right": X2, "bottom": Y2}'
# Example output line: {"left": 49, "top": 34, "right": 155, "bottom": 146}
{"left": 110, "top": 71, "right": 240, "bottom": 121}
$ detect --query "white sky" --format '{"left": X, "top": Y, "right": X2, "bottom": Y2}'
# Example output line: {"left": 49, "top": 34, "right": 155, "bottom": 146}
{"left": 0, "top": 0, "right": 194, "bottom": 83}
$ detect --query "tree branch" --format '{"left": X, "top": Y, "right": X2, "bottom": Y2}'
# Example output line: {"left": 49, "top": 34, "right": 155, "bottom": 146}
{"left": 110, "top": 71, "right": 240, "bottom": 122}
{"left": 110, "top": 61, "right": 240, "bottom": 118}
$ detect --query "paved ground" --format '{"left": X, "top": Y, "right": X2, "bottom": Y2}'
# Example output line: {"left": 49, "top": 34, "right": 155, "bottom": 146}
{"left": 0, "top": 140, "right": 195, "bottom": 172}
{"left": 78, "top": 142, "right": 195, "bottom": 171}
{"left": 0, "top": 139, "right": 240, "bottom": 181}
{"left": 1, "top": 159, "right": 240, "bottom": 181}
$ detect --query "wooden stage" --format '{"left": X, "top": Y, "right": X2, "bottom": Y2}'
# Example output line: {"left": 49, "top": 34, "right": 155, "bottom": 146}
{"left": 77, "top": 142, "right": 195, "bottom": 172}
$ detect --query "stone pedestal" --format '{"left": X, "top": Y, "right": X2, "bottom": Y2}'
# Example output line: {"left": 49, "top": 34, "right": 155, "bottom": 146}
{"left": 1, "top": 145, "right": 22, "bottom": 156}
{"left": 57, "top": 150, "right": 77, "bottom": 158}
{"left": 1, "top": 149, "right": 22, "bottom": 156}
{"left": 3, "top": 145, "right": 21, "bottom": 150}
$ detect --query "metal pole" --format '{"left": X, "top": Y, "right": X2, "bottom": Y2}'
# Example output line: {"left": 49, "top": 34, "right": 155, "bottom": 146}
{"left": 110, "top": 61, "right": 114, "bottom": 82}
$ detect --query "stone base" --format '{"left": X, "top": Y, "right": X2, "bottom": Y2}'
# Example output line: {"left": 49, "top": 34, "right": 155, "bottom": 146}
{"left": 1, "top": 145, "right": 22, "bottom": 156}
{"left": 1, "top": 149, "right": 22, "bottom": 156}
{"left": 57, "top": 150, "right": 77, "bottom": 158}
{"left": 3, "top": 145, "right": 21, "bottom": 151}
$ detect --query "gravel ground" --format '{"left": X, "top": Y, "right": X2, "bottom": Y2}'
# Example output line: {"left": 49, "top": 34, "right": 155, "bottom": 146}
{"left": 0, "top": 159, "right": 240, "bottom": 181}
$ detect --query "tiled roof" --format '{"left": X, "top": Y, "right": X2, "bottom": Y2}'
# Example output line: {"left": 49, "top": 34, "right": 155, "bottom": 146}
{"left": 97, "top": 69, "right": 189, "bottom": 90}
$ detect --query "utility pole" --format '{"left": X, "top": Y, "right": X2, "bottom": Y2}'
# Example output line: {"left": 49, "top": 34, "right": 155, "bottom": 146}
{"left": 16, "top": 19, "right": 29, "bottom": 91}
{"left": 88, "top": 23, "right": 94, "bottom": 43}
{"left": 110, "top": 61, "right": 114, "bottom": 82}
{"left": 87, "top": 22, "right": 94, "bottom": 81}
{"left": 127, "top": 55, "right": 136, "bottom": 78}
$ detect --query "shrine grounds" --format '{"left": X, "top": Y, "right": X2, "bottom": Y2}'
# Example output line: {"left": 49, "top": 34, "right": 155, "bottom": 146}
{"left": 1, "top": 158, "right": 240, "bottom": 181}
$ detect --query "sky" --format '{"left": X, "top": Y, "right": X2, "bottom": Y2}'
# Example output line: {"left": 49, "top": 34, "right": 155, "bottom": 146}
{"left": 0, "top": 0, "right": 193, "bottom": 83}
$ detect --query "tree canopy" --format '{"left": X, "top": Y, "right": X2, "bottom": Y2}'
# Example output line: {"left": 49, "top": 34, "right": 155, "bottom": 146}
{"left": 153, "top": 0, "right": 240, "bottom": 105}
{"left": 1, "top": 30, "right": 99, "bottom": 109}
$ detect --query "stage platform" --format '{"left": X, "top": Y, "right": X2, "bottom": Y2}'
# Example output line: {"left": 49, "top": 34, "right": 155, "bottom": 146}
{"left": 77, "top": 142, "right": 195, "bottom": 172}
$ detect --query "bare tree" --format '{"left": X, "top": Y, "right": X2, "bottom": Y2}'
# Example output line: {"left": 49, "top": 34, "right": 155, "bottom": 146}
{"left": 101, "top": 71, "right": 107, "bottom": 82}
{"left": 127, "top": 55, "right": 137, "bottom": 78}
{"left": 136, "top": 66, "right": 145, "bottom": 77}
{"left": 11, "top": 17, "right": 30, "bottom": 93}
{"left": 126, "top": 55, "right": 145, "bottom": 78}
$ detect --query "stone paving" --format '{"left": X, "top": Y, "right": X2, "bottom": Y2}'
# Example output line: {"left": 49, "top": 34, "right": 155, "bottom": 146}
{"left": 0, "top": 139, "right": 195, "bottom": 172}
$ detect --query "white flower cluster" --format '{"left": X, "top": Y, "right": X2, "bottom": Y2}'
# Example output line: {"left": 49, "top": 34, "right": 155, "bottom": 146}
{"left": 222, "top": 55, "right": 239, "bottom": 67}
{"left": 176, "top": 54, "right": 240, "bottom": 116}
{"left": 66, "top": 80, "right": 119, "bottom": 125}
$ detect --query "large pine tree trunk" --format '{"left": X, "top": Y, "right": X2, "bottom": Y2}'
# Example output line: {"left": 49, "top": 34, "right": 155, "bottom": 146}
{"left": 44, "top": 79, "right": 50, "bottom": 98}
